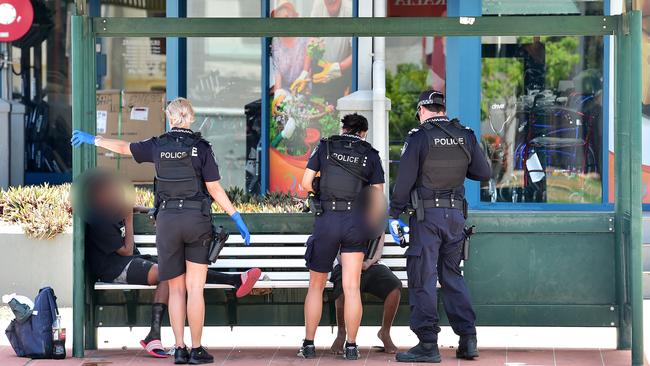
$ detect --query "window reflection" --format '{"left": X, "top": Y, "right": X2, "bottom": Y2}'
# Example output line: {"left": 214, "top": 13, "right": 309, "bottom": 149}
{"left": 480, "top": 36, "right": 603, "bottom": 203}
{"left": 186, "top": 1, "right": 262, "bottom": 193}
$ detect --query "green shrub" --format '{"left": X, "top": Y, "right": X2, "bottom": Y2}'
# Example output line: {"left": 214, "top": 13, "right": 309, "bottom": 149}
{"left": 0, "top": 184, "right": 72, "bottom": 240}
{"left": 0, "top": 184, "right": 303, "bottom": 239}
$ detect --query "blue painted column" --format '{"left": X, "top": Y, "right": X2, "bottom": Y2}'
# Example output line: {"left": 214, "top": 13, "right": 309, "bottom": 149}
{"left": 166, "top": 0, "right": 187, "bottom": 108}
{"left": 446, "top": 0, "right": 482, "bottom": 206}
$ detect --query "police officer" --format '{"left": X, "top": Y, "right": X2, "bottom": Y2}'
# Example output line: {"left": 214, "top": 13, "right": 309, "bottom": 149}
{"left": 388, "top": 91, "right": 491, "bottom": 363}
{"left": 71, "top": 97, "right": 251, "bottom": 365}
{"left": 299, "top": 113, "right": 385, "bottom": 361}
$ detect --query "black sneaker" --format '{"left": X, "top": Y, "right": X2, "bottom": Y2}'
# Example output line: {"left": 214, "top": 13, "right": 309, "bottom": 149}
{"left": 343, "top": 345, "right": 360, "bottom": 360}
{"left": 456, "top": 335, "right": 479, "bottom": 360}
{"left": 297, "top": 344, "right": 316, "bottom": 359}
{"left": 395, "top": 342, "right": 441, "bottom": 363}
{"left": 189, "top": 346, "right": 214, "bottom": 364}
{"left": 174, "top": 346, "right": 190, "bottom": 364}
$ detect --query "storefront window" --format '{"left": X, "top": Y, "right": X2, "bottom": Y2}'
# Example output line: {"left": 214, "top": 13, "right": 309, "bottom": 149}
{"left": 187, "top": 1, "right": 262, "bottom": 192}
{"left": 480, "top": 36, "right": 604, "bottom": 203}
{"left": 386, "top": 36, "right": 446, "bottom": 194}
{"left": 269, "top": 0, "right": 354, "bottom": 196}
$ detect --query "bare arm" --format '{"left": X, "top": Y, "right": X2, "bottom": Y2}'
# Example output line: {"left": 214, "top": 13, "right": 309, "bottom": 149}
{"left": 95, "top": 136, "right": 133, "bottom": 156}
{"left": 206, "top": 180, "right": 236, "bottom": 216}
{"left": 302, "top": 168, "right": 317, "bottom": 193}
{"left": 339, "top": 54, "right": 353, "bottom": 72}
{"left": 115, "top": 210, "right": 135, "bottom": 256}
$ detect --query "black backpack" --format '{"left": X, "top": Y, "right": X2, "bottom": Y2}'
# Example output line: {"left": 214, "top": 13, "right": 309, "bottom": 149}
{"left": 5, "top": 287, "right": 59, "bottom": 359}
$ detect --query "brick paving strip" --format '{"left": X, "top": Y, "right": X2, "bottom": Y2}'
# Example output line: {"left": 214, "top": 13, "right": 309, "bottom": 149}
{"left": 0, "top": 346, "right": 636, "bottom": 366}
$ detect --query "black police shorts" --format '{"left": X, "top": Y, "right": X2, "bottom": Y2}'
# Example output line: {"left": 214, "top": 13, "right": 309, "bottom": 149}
{"left": 330, "top": 263, "right": 402, "bottom": 300}
{"left": 155, "top": 209, "right": 212, "bottom": 281}
{"left": 112, "top": 257, "right": 156, "bottom": 285}
{"left": 304, "top": 210, "right": 368, "bottom": 273}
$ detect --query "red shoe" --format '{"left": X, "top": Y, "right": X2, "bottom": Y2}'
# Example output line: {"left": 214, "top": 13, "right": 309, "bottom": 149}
{"left": 236, "top": 268, "right": 261, "bottom": 298}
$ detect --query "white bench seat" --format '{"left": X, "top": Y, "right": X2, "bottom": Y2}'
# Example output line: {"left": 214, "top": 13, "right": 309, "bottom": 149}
{"left": 94, "top": 234, "right": 437, "bottom": 291}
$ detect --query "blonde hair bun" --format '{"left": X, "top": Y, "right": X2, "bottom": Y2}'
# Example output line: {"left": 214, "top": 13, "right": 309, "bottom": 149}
{"left": 166, "top": 97, "right": 196, "bottom": 127}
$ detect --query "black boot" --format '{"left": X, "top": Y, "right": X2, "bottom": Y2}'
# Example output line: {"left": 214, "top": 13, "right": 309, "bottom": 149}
{"left": 456, "top": 335, "right": 479, "bottom": 360}
{"left": 395, "top": 342, "right": 441, "bottom": 363}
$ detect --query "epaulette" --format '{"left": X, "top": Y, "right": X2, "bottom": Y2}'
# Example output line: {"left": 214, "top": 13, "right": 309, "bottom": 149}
{"left": 451, "top": 118, "right": 473, "bottom": 132}
{"left": 408, "top": 128, "right": 420, "bottom": 135}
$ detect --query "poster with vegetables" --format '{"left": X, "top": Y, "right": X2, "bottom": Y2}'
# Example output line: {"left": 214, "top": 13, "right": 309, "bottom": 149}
{"left": 269, "top": 0, "right": 353, "bottom": 197}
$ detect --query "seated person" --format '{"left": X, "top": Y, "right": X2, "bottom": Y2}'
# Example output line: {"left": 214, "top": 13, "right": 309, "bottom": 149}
{"left": 329, "top": 235, "right": 402, "bottom": 354}
{"left": 82, "top": 171, "right": 261, "bottom": 358}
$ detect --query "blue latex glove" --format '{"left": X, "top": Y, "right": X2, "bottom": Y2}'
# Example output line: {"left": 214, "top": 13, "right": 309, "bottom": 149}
{"left": 231, "top": 211, "right": 251, "bottom": 246}
{"left": 388, "top": 218, "right": 409, "bottom": 246}
{"left": 71, "top": 130, "right": 96, "bottom": 148}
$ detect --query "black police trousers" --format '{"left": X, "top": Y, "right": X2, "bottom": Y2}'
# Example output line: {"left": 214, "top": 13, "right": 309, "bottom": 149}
{"left": 406, "top": 207, "right": 476, "bottom": 343}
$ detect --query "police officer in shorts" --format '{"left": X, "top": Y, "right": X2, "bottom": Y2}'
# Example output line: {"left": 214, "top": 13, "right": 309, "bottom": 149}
{"left": 299, "top": 113, "right": 385, "bottom": 360}
{"left": 388, "top": 91, "right": 491, "bottom": 363}
{"left": 72, "top": 97, "right": 251, "bottom": 365}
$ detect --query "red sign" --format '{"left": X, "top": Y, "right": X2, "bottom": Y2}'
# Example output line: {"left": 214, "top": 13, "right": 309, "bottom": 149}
{"left": 387, "top": 0, "right": 446, "bottom": 17}
{"left": 0, "top": 0, "right": 33, "bottom": 43}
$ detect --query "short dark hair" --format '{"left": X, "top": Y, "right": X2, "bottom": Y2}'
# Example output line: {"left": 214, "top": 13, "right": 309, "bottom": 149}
{"left": 341, "top": 113, "right": 369, "bottom": 135}
{"left": 423, "top": 104, "right": 446, "bottom": 114}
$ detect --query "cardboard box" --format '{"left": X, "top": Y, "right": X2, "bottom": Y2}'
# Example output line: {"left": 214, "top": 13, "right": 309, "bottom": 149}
{"left": 96, "top": 90, "right": 165, "bottom": 182}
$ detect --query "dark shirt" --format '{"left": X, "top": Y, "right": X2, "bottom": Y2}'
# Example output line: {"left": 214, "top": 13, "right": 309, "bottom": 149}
{"left": 129, "top": 127, "right": 221, "bottom": 182}
{"left": 85, "top": 213, "right": 133, "bottom": 282}
{"left": 389, "top": 116, "right": 491, "bottom": 218}
{"left": 307, "top": 134, "right": 385, "bottom": 185}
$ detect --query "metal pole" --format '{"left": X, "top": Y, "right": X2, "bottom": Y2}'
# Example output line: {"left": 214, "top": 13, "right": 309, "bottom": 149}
{"left": 614, "top": 10, "right": 632, "bottom": 350}
{"left": 627, "top": 11, "right": 644, "bottom": 366}
{"left": 71, "top": 14, "right": 96, "bottom": 358}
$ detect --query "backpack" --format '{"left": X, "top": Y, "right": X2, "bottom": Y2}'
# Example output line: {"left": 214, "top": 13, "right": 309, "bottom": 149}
{"left": 5, "top": 287, "right": 59, "bottom": 359}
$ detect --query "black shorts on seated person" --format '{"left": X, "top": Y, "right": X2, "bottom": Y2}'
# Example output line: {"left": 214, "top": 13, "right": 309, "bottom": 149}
{"left": 112, "top": 257, "right": 156, "bottom": 285}
{"left": 330, "top": 262, "right": 402, "bottom": 300}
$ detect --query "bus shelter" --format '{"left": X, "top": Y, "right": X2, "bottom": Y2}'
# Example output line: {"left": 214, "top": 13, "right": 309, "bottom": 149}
{"left": 70, "top": 1, "right": 645, "bottom": 365}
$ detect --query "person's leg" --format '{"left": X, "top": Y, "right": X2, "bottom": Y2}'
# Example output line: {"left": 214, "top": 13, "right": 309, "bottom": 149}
{"left": 168, "top": 273, "right": 187, "bottom": 348}
{"left": 339, "top": 251, "right": 364, "bottom": 344}
{"left": 378, "top": 288, "right": 400, "bottom": 354}
{"left": 362, "top": 264, "right": 402, "bottom": 354}
{"left": 144, "top": 265, "right": 169, "bottom": 345}
{"left": 330, "top": 295, "right": 346, "bottom": 354}
{"left": 206, "top": 268, "right": 262, "bottom": 298}
{"left": 304, "top": 270, "right": 329, "bottom": 341}
{"left": 206, "top": 270, "right": 240, "bottom": 287}
{"left": 185, "top": 260, "right": 208, "bottom": 349}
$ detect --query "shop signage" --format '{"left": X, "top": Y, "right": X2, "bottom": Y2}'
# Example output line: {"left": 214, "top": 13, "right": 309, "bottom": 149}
{"left": 388, "top": 0, "right": 446, "bottom": 17}
{"left": 0, "top": 0, "right": 33, "bottom": 43}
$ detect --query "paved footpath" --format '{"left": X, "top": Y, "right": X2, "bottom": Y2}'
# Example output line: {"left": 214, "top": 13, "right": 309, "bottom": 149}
{"left": 0, "top": 345, "right": 636, "bottom": 366}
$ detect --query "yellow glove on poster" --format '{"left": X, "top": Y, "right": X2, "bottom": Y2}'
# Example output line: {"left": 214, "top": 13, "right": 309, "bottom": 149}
{"left": 313, "top": 61, "right": 341, "bottom": 83}
{"left": 290, "top": 70, "right": 310, "bottom": 93}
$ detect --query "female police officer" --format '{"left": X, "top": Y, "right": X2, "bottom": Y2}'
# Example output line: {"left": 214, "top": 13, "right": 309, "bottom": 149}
{"left": 299, "top": 113, "right": 385, "bottom": 360}
{"left": 71, "top": 97, "right": 251, "bottom": 364}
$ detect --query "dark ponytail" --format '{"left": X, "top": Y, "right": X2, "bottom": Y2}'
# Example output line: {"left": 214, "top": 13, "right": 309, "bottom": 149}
{"left": 341, "top": 113, "right": 369, "bottom": 136}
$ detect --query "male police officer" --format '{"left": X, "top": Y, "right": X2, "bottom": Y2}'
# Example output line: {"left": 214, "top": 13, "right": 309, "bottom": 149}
{"left": 388, "top": 91, "right": 491, "bottom": 363}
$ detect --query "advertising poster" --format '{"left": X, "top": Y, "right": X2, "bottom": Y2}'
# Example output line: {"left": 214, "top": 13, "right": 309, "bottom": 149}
{"left": 269, "top": 0, "right": 353, "bottom": 197}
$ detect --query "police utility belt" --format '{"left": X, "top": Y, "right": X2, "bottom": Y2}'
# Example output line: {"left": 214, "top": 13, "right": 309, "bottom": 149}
{"left": 321, "top": 200, "right": 356, "bottom": 211}
{"left": 158, "top": 199, "right": 212, "bottom": 218}
{"left": 408, "top": 189, "right": 468, "bottom": 222}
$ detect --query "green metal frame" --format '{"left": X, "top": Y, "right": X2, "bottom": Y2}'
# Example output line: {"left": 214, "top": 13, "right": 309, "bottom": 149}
{"left": 71, "top": 12, "right": 644, "bottom": 365}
